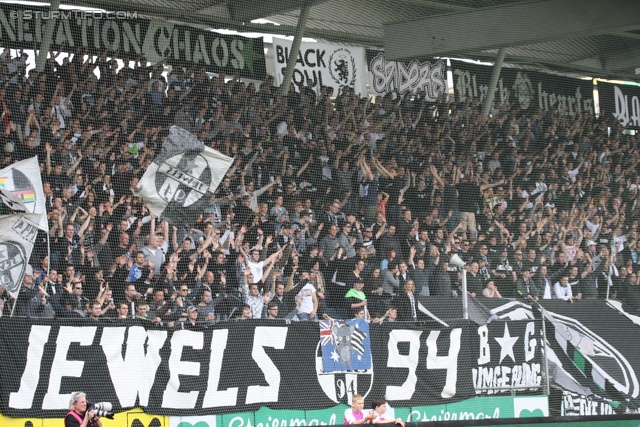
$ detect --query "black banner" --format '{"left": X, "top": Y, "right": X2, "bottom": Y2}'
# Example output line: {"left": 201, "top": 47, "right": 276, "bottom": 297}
{"left": 597, "top": 81, "right": 640, "bottom": 129}
{"left": 0, "top": 3, "right": 266, "bottom": 79}
{"left": 0, "top": 307, "right": 543, "bottom": 418}
{"left": 450, "top": 60, "right": 594, "bottom": 116}
{"left": 4, "top": 299, "right": 640, "bottom": 419}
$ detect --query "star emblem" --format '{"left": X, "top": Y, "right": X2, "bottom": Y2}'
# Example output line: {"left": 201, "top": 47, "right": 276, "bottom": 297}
{"left": 241, "top": 38, "right": 262, "bottom": 77}
{"left": 182, "top": 156, "right": 199, "bottom": 173}
{"left": 357, "top": 355, "right": 362, "bottom": 361}
{"left": 494, "top": 323, "right": 519, "bottom": 364}
{"left": 331, "top": 350, "right": 340, "bottom": 362}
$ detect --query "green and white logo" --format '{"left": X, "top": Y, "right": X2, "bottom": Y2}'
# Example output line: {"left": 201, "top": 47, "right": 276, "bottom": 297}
{"left": 513, "top": 396, "right": 548, "bottom": 418}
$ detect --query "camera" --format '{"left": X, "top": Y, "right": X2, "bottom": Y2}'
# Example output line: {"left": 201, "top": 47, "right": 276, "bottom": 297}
{"left": 87, "top": 401, "right": 115, "bottom": 419}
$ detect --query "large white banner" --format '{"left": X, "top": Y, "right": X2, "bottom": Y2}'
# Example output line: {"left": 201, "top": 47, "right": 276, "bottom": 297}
{"left": 368, "top": 52, "right": 448, "bottom": 101}
{"left": 273, "top": 38, "right": 368, "bottom": 96}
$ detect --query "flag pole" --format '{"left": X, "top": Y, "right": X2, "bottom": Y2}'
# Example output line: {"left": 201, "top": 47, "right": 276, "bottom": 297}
{"left": 10, "top": 295, "right": 17, "bottom": 317}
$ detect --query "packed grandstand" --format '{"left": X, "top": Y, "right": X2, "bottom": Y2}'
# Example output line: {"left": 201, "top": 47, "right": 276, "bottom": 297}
{"left": 0, "top": 2, "right": 640, "bottom": 425}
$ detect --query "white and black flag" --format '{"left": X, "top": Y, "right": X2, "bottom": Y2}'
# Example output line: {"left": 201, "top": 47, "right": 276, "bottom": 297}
{"left": 0, "top": 187, "right": 28, "bottom": 215}
{"left": 0, "top": 157, "right": 48, "bottom": 231}
{"left": 0, "top": 213, "right": 41, "bottom": 300}
{"left": 135, "top": 126, "right": 234, "bottom": 227}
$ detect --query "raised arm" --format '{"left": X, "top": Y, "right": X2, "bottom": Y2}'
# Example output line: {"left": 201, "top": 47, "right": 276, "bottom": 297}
{"left": 430, "top": 164, "right": 445, "bottom": 187}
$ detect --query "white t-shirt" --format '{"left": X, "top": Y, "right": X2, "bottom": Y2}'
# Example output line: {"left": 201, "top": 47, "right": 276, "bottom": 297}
{"left": 296, "top": 283, "right": 316, "bottom": 314}
{"left": 248, "top": 260, "right": 265, "bottom": 283}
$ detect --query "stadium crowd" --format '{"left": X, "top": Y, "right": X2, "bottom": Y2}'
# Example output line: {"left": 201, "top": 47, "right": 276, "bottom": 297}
{"left": 1, "top": 45, "right": 640, "bottom": 326}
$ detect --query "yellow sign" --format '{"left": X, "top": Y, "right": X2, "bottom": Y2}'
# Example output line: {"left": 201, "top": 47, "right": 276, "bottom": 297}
{"left": 0, "top": 409, "right": 168, "bottom": 427}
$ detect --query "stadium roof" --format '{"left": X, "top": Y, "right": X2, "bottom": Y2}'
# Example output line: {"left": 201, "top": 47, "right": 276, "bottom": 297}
{"left": 27, "top": 0, "right": 640, "bottom": 82}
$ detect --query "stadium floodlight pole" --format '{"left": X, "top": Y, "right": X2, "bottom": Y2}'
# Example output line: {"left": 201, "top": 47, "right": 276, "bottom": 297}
{"left": 279, "top": 2, "right": 311, "bottom": 97}
{"left": 481, "top": 48, "right": 506, "bottom": 118}
{"left": 35, "top": 0, "right": 61, "bottom": 73}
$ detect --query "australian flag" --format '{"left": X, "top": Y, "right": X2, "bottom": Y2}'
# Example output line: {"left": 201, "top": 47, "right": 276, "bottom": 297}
{"left": 319, "top": 318, "right": 371, "bottom": 372}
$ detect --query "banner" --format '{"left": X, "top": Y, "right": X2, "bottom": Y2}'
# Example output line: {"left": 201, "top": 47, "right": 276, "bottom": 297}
{"left": 273, "top": 38, "right": 368, "bottom": 96}
{"left": 135, "top": 126, "right": 233, "bottom": 227}
{"left": 0, "top": 396, "right": 550, "bottom": 426}
{"left": 366, "top": 50, "right": 447, "bottom": 100}
{"left": 3, "top": 299, "right": 640, "bottom": 418}
{"left": 0, "top": 157, "right": 48, "bottom": 231}
{"left": 597, "top": 81, "right": 640, "bottom": 128}
{"left": 0, "top": 213, "right": 42, "bottom": 299}
{"left": 0, "top": 315, "right": 544, "bottom": 418}
{"left": 0, "top": 3, "right": 266, "bottom": 79}
{"left": 450, "top": 60, "right": 594, "bottom": 116}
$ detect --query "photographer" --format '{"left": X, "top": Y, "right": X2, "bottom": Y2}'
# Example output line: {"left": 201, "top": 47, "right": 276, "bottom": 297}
{"left": 65, "top": 392, "right": 102, "bottom": 427}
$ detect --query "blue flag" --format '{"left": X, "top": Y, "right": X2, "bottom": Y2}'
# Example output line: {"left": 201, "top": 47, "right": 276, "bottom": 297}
{"left": 319, "top": 318, "right": 371, "bottom": 372}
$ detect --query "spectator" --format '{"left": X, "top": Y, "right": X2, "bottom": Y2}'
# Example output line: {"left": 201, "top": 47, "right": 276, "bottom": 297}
{"left": 115, "top": 302, "right": 130, "bottom": 320}
{"left": 409, "top": 247, "right": 434, "bottom": 297}
{"left": 516, "top": 269, "right": 540, "bottom": 301}
{"left": 344, "top": 277, "right": 368, "bottom": 318}
{"left": 0, "top": 44, "right": 636, "bottom": 329}
{"left": 295, "top": 276, "right": 318, "bottom": 321}
{"left": 482, "top": 281, "right": 502, "bottom": 298}
{"left": 394, "top": 280, "right": 420, "bottom": 321}
{"left": 196, "top": 289, "right": 216, "bottom": 324}
{"left": 14, "top": 265, "right": 38, "bottom": 316}
{"left": 266, "top": 301, "right": 280, "bottom": 319}
{"left": 141, "top": 234, "right": 165, "bottom": 276}
{"left": 88, "top": 300, "right": 103, "bottom": 321}
{"left": 242, "top": 268, "right": 271, "bottom": 319}
{"left": 430, "top": 261, "right": 454, "bottom": 297}
{"left": 466, "top": 262, "right": 484, "bottom": 297}
{"left": 554, "top": 276, "right": 574, "bottom": 302}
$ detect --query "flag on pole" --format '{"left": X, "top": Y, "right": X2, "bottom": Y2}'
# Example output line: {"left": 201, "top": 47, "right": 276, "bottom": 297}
{"left": 0, "top": 157, "right": 48, "bottom": 231}
{"left": 0, "top": 187, "right": 28, "bottom": 214}
{"left": 0, "top": 213, "right": 41, "bottom": 300}
{"left": 135, "top": 126, "right": 234, "bottom": 227}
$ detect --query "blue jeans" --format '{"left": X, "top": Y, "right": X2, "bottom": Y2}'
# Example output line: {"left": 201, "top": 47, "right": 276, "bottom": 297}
{"left": 297, "top": 312, "right": 318, "bottom": 321}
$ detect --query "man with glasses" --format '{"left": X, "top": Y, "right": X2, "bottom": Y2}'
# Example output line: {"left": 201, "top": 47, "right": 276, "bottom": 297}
{"left": 171, "top": 284, "right": 194, "bottom": 309}
{"left": 362, "top": 227, "right": 379, "bottom": 258}
{"left": 338, "top": 221, "right": 358, "bottom": 258}
{"left": 456, "top": 239, "right": 473, "bottom": 263}
{"left": 266, "top": 301, "right": 280, "bottom": 319}
{"left": 67, "top": 278, "right": 89, "bottom": 312}
{"left": 323, "top": 200, "right": 345, "bottom": 232}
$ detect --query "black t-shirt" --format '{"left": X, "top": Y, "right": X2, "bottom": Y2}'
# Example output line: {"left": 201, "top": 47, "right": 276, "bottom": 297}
{"left": 64, "top": 411, "right": 98, "bottom": 427}
{"left": 456, "top": 182, "right": 480, "bottom": 212}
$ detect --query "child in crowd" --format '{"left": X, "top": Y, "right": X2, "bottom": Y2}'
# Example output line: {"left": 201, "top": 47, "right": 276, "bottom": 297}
{"left": 344, "top": 394, "right": 374, "bottom": 425}
{"left": 370, "top": 398, "right": 405, "bottom": 426}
